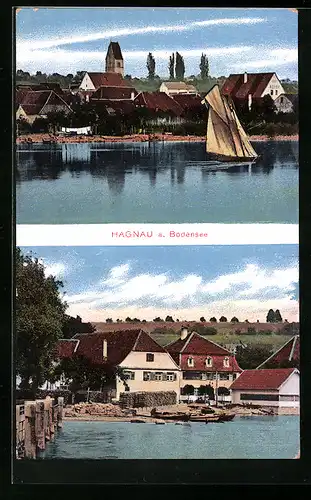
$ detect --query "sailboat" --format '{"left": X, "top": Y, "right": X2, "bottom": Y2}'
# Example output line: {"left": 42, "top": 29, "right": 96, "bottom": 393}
{"left": 201, "top": 85, "right": 258, "bottom": 163}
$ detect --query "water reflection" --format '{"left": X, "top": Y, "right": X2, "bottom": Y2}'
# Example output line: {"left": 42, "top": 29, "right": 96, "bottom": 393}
{"left": 16, "top": 140, "right": 298, "bottom": 192}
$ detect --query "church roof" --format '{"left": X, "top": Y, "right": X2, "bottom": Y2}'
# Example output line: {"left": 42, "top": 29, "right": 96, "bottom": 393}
{"left": 107, "top": 41, "right": 123, "bottom": 60}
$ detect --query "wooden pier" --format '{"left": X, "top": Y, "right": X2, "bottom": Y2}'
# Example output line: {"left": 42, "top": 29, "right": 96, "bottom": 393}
{"left": 16, "top": 396, "right": 64, "bottom": 459}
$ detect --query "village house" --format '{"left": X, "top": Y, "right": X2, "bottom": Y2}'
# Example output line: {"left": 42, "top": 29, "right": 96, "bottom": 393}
{"left": 165, "top": 327, "right": 242, "bottom": 395}
{"left": 160, "top": 81, "right": 198, "bottom": 96}
{"left": 79, "top": 72, "right": 134, "bottom": 102}
{"left": 256, "top": 335, "right": 300, "bottom": 369}
{"left": 105, "top": 41, "right": 124, "bottom": 77}
{"left": 222, "top": 72, "right": 285, "bottom": 110}
{"left": 133, "top": 91, "right": 185, "bottom": 125}
{"left": 274, "top": 93, "right": 298, "bottom": 114}
{"left": 230, "top": 368, "right": 300, "bottom": 409}
{"left": 56, "top": 329, "right": 181, "bottom": 400}
{"left": 16, "top": 89, "right": 72, "bottom": 124}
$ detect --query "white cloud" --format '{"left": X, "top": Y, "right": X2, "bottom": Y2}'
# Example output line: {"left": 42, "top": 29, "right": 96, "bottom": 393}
{"left": 44, "top": 261, "right": 66, "bottom": 278}
{"left": 231, "top": 48, "right": 297, "bottom": 70}
{"left": 65, "top": 261, "right": 299, "bottom": 322}
{"left": 16, "top": 17, "right": 266, "bottom": 50}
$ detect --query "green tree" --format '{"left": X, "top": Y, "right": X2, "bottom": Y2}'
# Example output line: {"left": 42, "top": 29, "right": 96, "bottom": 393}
{"left": 200, "top": 316, "right": 206, "bottom": 322}
{"left": 235, "top": 344, "right": 272, "bottom": 369}
{"left": 16, "top": 248, "right": 67, "bottom": 394}
{"left": 168, "top": 53, "right": 175, "bottom": 79}
{"left": 219, "top": 316, "right": 227, "bottom": 322}
{"left": 146, "top": 52, "right": 156, "bottom": 80}
{"left": 106, "top": 318, "right": 113, "bottom": 323}
{"left": 175, "top": 52, "right": 185, "bottom": 80}
{"left": 199, "top": 53, "right": 209, "bottom": 79}
{"left": 182, "top": 384, "right": 195, "bottom": 395}
{"left": 210, "top": 317, "right": 217, "bottom": 322}
{"left": 266, "top": 309, "right": 276, "bottom": 322}
{"left": 218, "top": 386, "right": 230, "bottom": 396}
{"left": 231, "top": 317, "right": 239, "bottom": 323}
{"left": 153, "top": 317, "right": 164, "bottom": 322}
{"left": 274, "top": 309, "right": 283, "bottom": 322}
{"left": 62, "top": 314, "right": 95, "bottom": 339}
{"left": 165, "top": 315, "right": 174, "bottom": 322}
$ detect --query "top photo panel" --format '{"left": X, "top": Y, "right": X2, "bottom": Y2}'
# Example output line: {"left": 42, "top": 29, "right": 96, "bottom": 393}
{"left": 15, "top": 8, "right": 298, "bottom": 224}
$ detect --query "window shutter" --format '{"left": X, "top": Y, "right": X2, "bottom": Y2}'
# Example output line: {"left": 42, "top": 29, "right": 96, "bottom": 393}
{"left": 162, "top": 372, "right": 167, "bottom": 381}
{"left": 151, "top": 372, "right": 156, "bottom": 381}
{"left": 174, "top": 373, "right": 177, "bottom": 381}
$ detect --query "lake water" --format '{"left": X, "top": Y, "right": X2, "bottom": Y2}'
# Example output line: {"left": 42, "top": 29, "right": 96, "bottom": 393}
{"left": 16, "top": 141, "right": 298, "bottom": 224}
{"left": 39, "top": 416, "right": 299, "bottom": 459}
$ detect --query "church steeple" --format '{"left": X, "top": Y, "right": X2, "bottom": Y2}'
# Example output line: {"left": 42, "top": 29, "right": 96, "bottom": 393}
{"left": 105, "top": 41, "right": 124, "bottom": 77}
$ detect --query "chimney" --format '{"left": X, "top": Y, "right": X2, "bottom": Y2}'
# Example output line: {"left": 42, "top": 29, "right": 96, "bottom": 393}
{"left": 103, "top": 339, "right": 108, "bottom": 359}
{"left": 244, "top": 72, "right": 248, "bottom": 84}
{"left": 248, "top": 93, "right": 252, "bottom": 111}
{"left": 131, "top": 91, "right": 135, "bottom": 101}
{"left": 180, "top": 326, "right": 189, "bottom": 340}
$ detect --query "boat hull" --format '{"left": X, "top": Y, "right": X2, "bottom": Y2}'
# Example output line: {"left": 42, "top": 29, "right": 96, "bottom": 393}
{"left": 206, "top": 152, "right": 258, "bottom": 163}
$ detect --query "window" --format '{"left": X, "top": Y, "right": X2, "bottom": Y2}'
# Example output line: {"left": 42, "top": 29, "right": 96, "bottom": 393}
{"left": 166, "top": 372, "right": 175, "bottom": 381}
{"left": 187, "top": 357, "right": 194, "bottom": 367}
{"left": 232, "top": 373, "right": 237, "bottom": 380}
{"left": 183, "top": 371, "right": 201, "bottom": 380}
{"left": 117, "top": 62, "right": 121, "bottom": 68}
{"left": 146, "top": 353, "right": 154, "bottom": 362}
{"left": 219, "top": 373, "right": 230, "bottom": 380}
{"left": 223, "top": 357, "right": 230, "bottom": 368}
{"left": 123, "top": 371, "right": 135, "bottom": 380}
{"left": 155, "top": 372, "right": 163, "bottom": 381}
{"left": 206, "top": 357, "right": 212, "bottom": 367}
{"left": 279, "top": 395, "right": 296, "bottom": 401}
{"left": 240, "top": 393, "right": 279, "bottom": 401}
{"left": 280, "top": 97, "right": 284, "bottom": 104}
{"left": 206, "top": 373, "right": 214, "bottom": 380}
{"left": 275, "top": 90, "right": 278, "bottom": 95}
{"left": 143, "top": 371, "right": 151, "bottom": 381}
{"left": 270, "top": 90, "right": 274, "bottom": 95}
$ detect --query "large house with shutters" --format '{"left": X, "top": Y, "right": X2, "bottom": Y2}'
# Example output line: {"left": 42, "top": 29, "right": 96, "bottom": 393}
{"left": 165, "top": 327, "right": 242, "bottom": 394}
{"left": 56, "top": 329, "right": 181, "bottom": 400}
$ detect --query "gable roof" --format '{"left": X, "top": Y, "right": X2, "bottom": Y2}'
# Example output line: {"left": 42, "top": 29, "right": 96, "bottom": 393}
{"left": 275, "top": 93, "right": 298, "bottom": 105}
{"left": 57, "top": 329, "right": 166, "bottom": 366}
{"left": 230, "top": 368, "right": 298, "bottom": 390}
{"left": 222, "top": 72, "right": 277, "bottom": 99}
{"left": 162, "top": 81, "right": 197, "bottom": 92}
{"left": 171, "top": 94, "right": 203, "bottom": 111}
{"left": 56, "top": 339, "right": 80, "bottom": 358}
{"left": 107, "top": 41, "right": 123, "bottom": 60}
{"left": 85, "top": 72, "right": 132, "bottom": 89}
{"left": 16, "top": 90, "right": 71, "bottom": 115}
{"left": 134, "top": 91, "right": 184, "bottom": 115}
{"left": 166, "top": 331, "right": 230, "bottom": 355}
{"left": 256, "top": 335, "right": 300, "bottom": 369}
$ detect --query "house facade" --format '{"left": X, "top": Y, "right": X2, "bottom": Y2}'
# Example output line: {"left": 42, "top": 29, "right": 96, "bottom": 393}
{"left": 165, "top": 327, "right": 242, "bottom": 394}
{"left": 105, "top": 41, "right": 124, "bottom": 77}
{"left": 230, "top": 368, "right": 300, "bottom": 408}
{"left": 274, "top": 93, "right": 298, "bottom": 113}
{"left": 222, "top": 72, "right": 285, "bottom": 109}
{"left": 56, "top": 329, "right": 181, "bottom": 400}
{"left": 134, "top": 91, "right": 185, "bottom": 126}
{"left": 160, "top": 81, "right": 198, "bottom": 96}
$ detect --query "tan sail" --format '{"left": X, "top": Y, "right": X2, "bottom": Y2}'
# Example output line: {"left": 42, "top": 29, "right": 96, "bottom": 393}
{"left": 202, "top": 85, "right": 258, "bottom": 160}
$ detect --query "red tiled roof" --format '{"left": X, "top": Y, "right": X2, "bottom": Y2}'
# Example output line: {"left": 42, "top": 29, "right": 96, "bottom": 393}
{"left": 87, "top": 72, "right": 132, "bottom": 89}
{"left": 171, "top": 94, "right": 203, "bottom": 111}
{"left": 57, "top": 329, "right": 166, "bottom": 366}
{"left": 222, "top": 72, "right": 276, "bottom": 99}
{"left": 91, "top": 86, "right": 136, "bottom": 100}
{"left": 230, "top": 368, "right": 297, "bottom": 390}
{"left": 257, "top": 336, "right": 300, "bottom": 368}
{"left": 57, "top": 339, "right": 79, "bottom": 358}
{"left": 166, "top": 332, "right": 230, "bottom": 355}
{"left": 92, "top": 99, "right": 135, "bottom": 115}
{"left": 17, "top": 90, "right": 71, "bottom": 115}
{"left": 107, "top": 41, "right": 123, "bottom": 60}
{"left": 134, "top": 91, "right": 184, "bottom": 116}
{"left": 16, "top": 90, "right": 29, "bottom": 106}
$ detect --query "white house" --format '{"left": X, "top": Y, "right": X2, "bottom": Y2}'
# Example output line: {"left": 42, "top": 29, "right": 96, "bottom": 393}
{"left": 222, "top": 72, "right": 285, "bottom": 108}
{"left": 160, "top": 81, "right": 198, "bottom": 96}
{"left": 274, "top": 93, "right": 298, "bottom": 113}
{"left": 230, "top": 368, "right": 299, "bottom": 408}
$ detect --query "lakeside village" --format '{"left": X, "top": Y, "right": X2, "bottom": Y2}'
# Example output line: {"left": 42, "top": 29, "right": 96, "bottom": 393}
{"left": 16, "top": 42, "right": 298, "bottom": 143}
{"left": 16, "top": 245, "right": 300, "bottom": 458}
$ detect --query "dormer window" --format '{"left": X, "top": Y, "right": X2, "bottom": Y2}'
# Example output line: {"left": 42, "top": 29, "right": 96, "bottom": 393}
{"left": 146, "top": 353, "right": 154, "bottom": 362}
{"left": 187, "top": 357, "right": 194, "bottom": 367}
{"left": 223, "top": 357, "right": 230, "bottom": 368}
{"left": 206, "top": 357, "right": 213, "bottom": 367}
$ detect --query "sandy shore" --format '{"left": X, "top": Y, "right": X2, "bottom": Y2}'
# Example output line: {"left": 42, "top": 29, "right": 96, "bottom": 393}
{"left": 16, "top": 133, "right": 298, "bottom": 145}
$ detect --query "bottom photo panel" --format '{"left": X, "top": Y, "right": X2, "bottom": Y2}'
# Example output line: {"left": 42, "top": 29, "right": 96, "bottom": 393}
{"left": 16, "top": 244, "right": 299, "bottom": 460}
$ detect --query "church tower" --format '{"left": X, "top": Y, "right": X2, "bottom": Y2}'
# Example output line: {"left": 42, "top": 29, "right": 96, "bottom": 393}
{"left": 105, "top": 41, "right": 124, "bottom": 77}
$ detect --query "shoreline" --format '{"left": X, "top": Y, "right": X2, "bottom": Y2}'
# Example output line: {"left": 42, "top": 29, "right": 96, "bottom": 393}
{"left": 16, "top": 133, "right": 299, "bottom": 145}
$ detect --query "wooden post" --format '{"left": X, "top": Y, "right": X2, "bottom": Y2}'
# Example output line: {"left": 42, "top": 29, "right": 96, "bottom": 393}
{"left": 35, "top": 400, "right": 45, "bottom": 451}
{"left": 44, "top": 397, "right": 51, "bottom": 441}
{"left": 49, "top": 398, "right": 55, "bottom": 438}
{"left": 24, "top": 402, "right": 36, "bottom": 459}
{"left": 57, "top": 397, "right": 64, "bottom": 429}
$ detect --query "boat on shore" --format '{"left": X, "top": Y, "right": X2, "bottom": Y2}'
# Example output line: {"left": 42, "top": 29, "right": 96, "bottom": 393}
{"left": 201, "top": 85, "right": 259, "bottom": 165}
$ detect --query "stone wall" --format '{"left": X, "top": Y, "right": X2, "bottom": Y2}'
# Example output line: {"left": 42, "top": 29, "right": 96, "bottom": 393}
{"left": 119, "top": 391, "right": 177, "bottom": 409}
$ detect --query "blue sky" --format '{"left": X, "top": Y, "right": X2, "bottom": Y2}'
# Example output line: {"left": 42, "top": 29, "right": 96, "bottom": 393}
{"left": 21, "top": 245, "right": 299, "bottom": 322}
{"left": 16, "top": 8, "right": 298, "bottom": 79}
